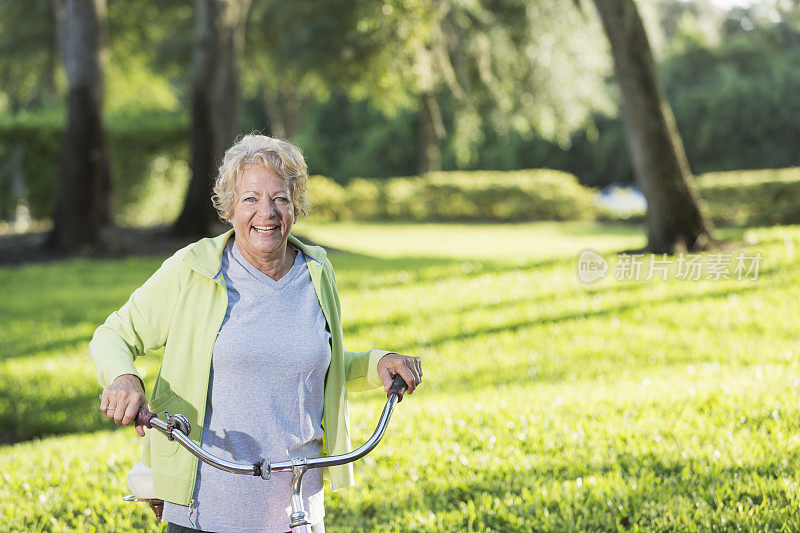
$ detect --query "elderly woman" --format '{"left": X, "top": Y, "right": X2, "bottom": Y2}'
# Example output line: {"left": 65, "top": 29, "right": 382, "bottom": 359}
{"left": 89, "top": 134, "right": 422, "bottom": 533}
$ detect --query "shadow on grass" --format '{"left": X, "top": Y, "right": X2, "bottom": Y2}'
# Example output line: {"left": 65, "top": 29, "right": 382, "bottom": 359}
{"left": 343, "top": 277, "right": 655, "bottom": 339}
{"left": 0, "top": 386, "right": 125, "bottom": 444}
{"left": 387, "top": 280, "right": 769, "bottom": 355}
{"left": 329, "top": 251, "right": 574, "bottom": 293}
{"left": 1, "top": 238, "right": 791, "bottom": 447}
{"left": 0, "top": 335, "right": 91, "bottom": 364}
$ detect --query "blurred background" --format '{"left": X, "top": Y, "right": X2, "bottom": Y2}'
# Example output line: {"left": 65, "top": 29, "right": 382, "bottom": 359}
{"left": 4, "top": 0, "right": 800, "bottom": 531}
{"left": 0, "top": 0, "right": 798, "bottom": 245}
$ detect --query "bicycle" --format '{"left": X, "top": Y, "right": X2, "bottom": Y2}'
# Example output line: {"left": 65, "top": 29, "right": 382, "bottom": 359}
{"left": 123, "top": 374, "right": 410, "bottom": 532}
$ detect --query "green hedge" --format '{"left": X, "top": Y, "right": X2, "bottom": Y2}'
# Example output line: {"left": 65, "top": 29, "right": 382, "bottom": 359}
{"left": 308, "top": 167, "right": 800, "bottom": 226}
{"left": 306, "top": 170, "right": 598, "bottom": 222}
{"left": 0, "top": 112, "right": 189, "bottom": 224}
{"left": 0, "top": 113, "right": 62, "bottom": 220}
{"left": 697, "top": 168, "right": 800, "bottom": 227}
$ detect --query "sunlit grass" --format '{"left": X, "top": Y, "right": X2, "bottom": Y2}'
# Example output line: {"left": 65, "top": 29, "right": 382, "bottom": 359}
{"left": 2, "top": 221, "right": 799, "bottom": 531}
{"left": 295, "top": 219, "right": 647, "bottom": 260}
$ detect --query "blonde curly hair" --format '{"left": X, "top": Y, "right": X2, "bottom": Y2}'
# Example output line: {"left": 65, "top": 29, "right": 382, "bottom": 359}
{"left": 212, "top": 134, "right": 310, "bottom": 222}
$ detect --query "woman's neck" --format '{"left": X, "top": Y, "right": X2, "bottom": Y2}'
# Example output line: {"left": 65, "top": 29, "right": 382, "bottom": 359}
{"left": 236, "top": 242, "right": 297, "bottom": 281}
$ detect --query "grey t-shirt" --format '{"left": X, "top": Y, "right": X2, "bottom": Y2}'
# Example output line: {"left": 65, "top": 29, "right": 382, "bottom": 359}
{"left": 163, "top": 239, "right": 332, "bottom": 532}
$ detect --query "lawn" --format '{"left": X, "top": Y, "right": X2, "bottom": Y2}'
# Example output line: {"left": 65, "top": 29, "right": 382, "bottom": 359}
{"left": 2, "top": 221, "right": 800, "bottom": 531}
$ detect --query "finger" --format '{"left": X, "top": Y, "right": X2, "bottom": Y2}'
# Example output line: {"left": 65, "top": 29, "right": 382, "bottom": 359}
{"left": 103, "top": 394, "right": 119, "bottom": 420}
{"left": 379, "top": 365, "right": 394, "bottom": 393}
{"left": 135, "top": 422, "right": 146, "bottom": 438}
{"left": 99, "top": 392, "right": 109, "bottom": 412}
{"left": 113, "top": 397, "right": 127, "bottom": 425}
{"left": 407, "top": 358, "right": 422, "bottom": 392}
{"left": 397, "top": 365, "right": 417, "bottom": 395}
{"left": 410, "top": 367, "right": 421, "bottom": 394}
{"left": 122, "top": 397, "right": 140, "bottom": 426}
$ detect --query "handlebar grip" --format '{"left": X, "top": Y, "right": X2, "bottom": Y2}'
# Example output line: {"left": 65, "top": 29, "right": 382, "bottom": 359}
{"left": 135, "top": 407, "right": 157, "bottom": 429}
{"left": 388, "top": 374, "right": 408, "bottom": 402}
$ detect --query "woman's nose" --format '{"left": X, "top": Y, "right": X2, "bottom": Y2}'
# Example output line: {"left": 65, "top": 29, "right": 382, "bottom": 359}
{"left": 257, "top": 199, "right": 278, "bottom": 217}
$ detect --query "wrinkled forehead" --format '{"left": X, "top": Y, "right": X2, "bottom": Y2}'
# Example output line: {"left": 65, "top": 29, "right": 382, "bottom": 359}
{"left": 235, "top": 163, "right": 293, "bottom": 194}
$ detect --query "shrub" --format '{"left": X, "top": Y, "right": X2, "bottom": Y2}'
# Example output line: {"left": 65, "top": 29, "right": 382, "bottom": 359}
{"left": 306, "top": 169, "right": 598, "bottom": 223}
{"left": 306, "top": 175, "right": 347, "bottom": 221}
{"left": 345, "top": 178, "right": 384, "bottom": 220}
{"left": 0, "top": 111, "right": 189, "bottom": 224}
{"left": 697, "top": 168, "right": 800, "bottom": 226}
{"left": 0, "top": 113, "right": 62, "bottom": 220}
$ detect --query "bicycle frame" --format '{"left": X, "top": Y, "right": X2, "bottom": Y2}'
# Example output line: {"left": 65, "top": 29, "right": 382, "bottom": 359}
{"left": 133, "top": 375, "right": 409, "bottom": 532}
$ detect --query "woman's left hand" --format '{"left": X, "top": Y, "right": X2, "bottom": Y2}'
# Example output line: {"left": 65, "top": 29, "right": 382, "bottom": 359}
{"left": 377, "top": 353, "right": 423, "bottom": 395}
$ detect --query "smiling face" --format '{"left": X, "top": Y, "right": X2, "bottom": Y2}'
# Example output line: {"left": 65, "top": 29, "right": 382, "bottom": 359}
{"left": 230, "top": 164, "right": 294, "bottom": 266}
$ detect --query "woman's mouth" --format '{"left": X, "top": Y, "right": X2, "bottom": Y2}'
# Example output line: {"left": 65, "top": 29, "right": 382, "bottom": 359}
{"left": 252, "top": 225, "right": 279, "bottom": 235}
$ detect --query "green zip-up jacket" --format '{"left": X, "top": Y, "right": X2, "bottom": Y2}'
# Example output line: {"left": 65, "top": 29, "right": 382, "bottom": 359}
{"left": 89, "top": 230, "right": 390, "bottom": 504}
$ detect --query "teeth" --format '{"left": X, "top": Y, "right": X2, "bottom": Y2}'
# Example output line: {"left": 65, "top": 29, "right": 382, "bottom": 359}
{"left": 253, "top": 225, "right": 278, "bottom": 232}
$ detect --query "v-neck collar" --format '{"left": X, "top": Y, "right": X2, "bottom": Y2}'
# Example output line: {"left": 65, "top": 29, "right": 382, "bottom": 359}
{"left": 230, "top": 240, "right": 303, "bottom": 291}
{"left": 180, "top": 229, "right": 326, "bottom": 281}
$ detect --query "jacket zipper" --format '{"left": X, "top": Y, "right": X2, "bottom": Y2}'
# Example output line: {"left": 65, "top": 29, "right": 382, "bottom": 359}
{"left": 187, "top": 498, "right": 197, "bottom": 528}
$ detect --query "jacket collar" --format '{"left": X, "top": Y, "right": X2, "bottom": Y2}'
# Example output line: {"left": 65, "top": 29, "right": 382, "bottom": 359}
{"left": 180, "top": 229, "right": 327, "bottom": 280}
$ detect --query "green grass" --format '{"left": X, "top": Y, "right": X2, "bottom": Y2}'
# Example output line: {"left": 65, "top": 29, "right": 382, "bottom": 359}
{"left": 2, "top": 221, "right": 800, "bottom": 531}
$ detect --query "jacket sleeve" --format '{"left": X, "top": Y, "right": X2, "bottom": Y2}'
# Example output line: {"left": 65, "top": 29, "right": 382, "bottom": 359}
{"left": 343, "top": 348, "right": 392, "bottom": 392}
{"left": 324, "top": 258, "right": 391, "bottom": 392}
{"left": 88, "top": 256, "right": 188, "bottom": 389}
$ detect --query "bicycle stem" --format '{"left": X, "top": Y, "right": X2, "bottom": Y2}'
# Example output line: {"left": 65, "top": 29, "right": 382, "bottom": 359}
{"left": 289, "top": 458, "right": 308, "bottom": 529}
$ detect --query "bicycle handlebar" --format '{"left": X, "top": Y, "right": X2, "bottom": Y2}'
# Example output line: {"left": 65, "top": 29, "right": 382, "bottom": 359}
{"left": 387, "top": 373, "right": 409, "bottom": 402}
{"left": 134, "top": 374, "right": 410, "bottom": 478}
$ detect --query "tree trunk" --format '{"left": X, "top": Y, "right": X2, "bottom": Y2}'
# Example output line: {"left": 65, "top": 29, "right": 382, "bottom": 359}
{"left": 592, "top": 0, "right": 713, "bottom": 253}
{"left": 173, "top": 0, "right": 217, "bottom": 236}
{"left": 173, "top": 0, "right": 251, "bottom": 237}
{"left": 418, "top": 89, "right": 445, "bottom": 174}
{"left": 48, "top": 0, "right": 111, "bottom": 250}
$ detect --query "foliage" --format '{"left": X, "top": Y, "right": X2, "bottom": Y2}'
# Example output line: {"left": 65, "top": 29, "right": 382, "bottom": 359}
{"left": 0, "top": 0, "right": 57, "bottom": 114}
{"left": 0, "top": 112, "right": 189, "bottom": 223}
{"left": 3, "top": 0, "right": 800, "bottom": 193}
{"left": 244, "top": 0, "right": 613, "bottom": 167}
{"left": 351, "top": 0, "right": 614, "bottom": 165}
{"left": 294, "top": 95, "right": 419, "bottom": 180}
{"left": 662, "top": 22, "right": 800, "bottom": 175}
{"left": 2, "top": 222, "right": 800, "bottom": 530}
{"left": 305, "top": 170, "right": 598, "bottom": 222}
{"left": 287, "top": 5, "right": 800, "bottom": 188}
{"left": 106, "top": 0, "right": 193, "bottom": 100}
{"left": 697, "top": 167, "right": 800, "bottom": 227}
{"left": 4, "top": 0, "right": 800, "bottom": 225}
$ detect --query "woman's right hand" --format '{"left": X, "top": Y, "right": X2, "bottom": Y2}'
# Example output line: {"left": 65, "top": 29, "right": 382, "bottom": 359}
{"left": 100, "top": 374, "right": 147, "bottom": 437}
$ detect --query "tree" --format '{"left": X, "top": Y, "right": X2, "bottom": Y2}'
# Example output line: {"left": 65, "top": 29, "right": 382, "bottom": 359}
{"left": 173, "top": 0, "right": 251, "bottom": 237}
{"left": 48, "top": 0, "right": 111, "bottom": 249}
{"left": 591, "top": 0, "right": 713, "bottom": 253}
{"left": 373, "top": 0, "right": 614, "bottom": 172}
{"left": 243, "top": 0, "right": 612, "bottom": 175}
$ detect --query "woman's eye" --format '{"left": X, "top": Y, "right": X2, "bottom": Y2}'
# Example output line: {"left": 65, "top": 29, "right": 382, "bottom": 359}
{"left": 275, "top": 197, "right": 290, "bottom": 204}
{"left": 244, "top": 197, "right": 256, "bottom": 203}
